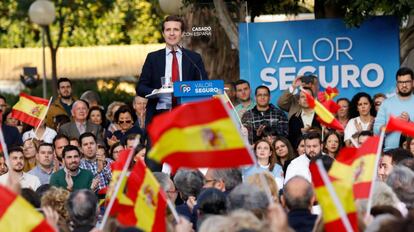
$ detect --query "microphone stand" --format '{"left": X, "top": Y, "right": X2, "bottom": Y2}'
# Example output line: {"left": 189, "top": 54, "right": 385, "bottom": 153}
{"left": 177, "top": 45, "right": 204, "bottom": 81}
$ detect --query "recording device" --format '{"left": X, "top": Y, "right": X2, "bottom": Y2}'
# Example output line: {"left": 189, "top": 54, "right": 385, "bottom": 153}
{"left": 20, "top": 67, "right": 39, "bottom": 89}
{"left": 300, "top": 74, "right": 317, "bottom": 84}
{"left": 177, "top": 45, "right": 204, "bottom": 81}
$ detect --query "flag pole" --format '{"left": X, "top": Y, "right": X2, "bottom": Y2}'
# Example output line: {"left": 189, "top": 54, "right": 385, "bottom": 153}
{"left": 98, "top": 138, "right": 139, "bottom": 230}
{"left": 316, "top": 160, "right": 354, "bottom": 232}
{"left": 222, "top": 91, "right": 242, "bottom": 126}
{"left": 0, "top": 125, "right": 9, "bottom": 167}
{"left": 365, "top": 128, "right": 385, "bottom": 218}
{"left": 32, "top": 96, "right": 53, "bottom": 138}
{"left": 350, "top": 137, "right": 360, "bottom": 148}
{"left": 259, "top": 172, "right": 274, "bottom": 206}
{"left": 166, "top": 199, "right": 180, "bottom": 223}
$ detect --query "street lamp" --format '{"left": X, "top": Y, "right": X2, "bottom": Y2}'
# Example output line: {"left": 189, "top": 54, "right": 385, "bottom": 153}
{"left": 29, "top": 0, "right": 55, "bottom": 98}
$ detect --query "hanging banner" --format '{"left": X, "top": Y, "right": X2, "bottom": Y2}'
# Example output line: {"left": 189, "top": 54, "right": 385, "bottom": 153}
{"left": 239, "top": 16, "right": 400, "bottom": 103}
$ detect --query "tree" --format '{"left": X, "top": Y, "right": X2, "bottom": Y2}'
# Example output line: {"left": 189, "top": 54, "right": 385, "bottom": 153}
{"left": 0, "top": 0, "right": 164, "bottom": 97}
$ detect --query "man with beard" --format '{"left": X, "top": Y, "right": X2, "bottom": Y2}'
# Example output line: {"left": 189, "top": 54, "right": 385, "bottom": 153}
{"left": 28, "top": 143, "right": 55, "bottom": 185}
{"left": 374, "top": 67, "right": 414, "bottom": 150}
{"left": 46, "top": 77, "right": 76, "bottom": 129}
{"left": 50, "top": 145, "right": 94, "bottom": 191}
{"left": 0, "top": 154, "right": 7, "bottom": 175}
{"left": 284, "top": 132, "right": 323, "bottom": 183}
{"left": 52, "top": 134, "right": 69, "bottom": 169}
{"left": 0, "top": 147, "right": 41, "bottom": 190}
{"left": 234, "top": 79, "right": 255, "bottom": 119}
{"left": 79, "top": 132, "right": 112, "bottom": 192}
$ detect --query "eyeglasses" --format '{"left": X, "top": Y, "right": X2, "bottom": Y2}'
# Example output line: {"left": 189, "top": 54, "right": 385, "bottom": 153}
{"left": 256, "top": 94, "right": 269, "bottom": 98}
{"left": 397, "top": 80, "right": 412, "bottom": 85}
{"left": 204, "top": 179, "right": 217, "bottom": 185}
{"left": 374, "top": 102, "right": 382, "bottom": 106}
{"left": 166, "top": 189, "right": 177, "bottom": 194}
{"left": 119, "top": 120, "right": 132, "bottom": 124}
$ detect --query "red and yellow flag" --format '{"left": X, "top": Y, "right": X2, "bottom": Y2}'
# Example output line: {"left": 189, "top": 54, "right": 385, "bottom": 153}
{"left": 0, "top": 185, "right": 54, "bottom": 232}
{"left": 385, "top": 116, "right": 414, "bottom": 138}
{"left": 318, "top": 86, "right": 339, "bottom": 102}
{"left": 12, "top": 93, "right": 49, "bottom": 127}
{"left": 147, "top": 98, "right": 254, "bottom": 171}
{"left": 107, "top": 149, "right": 135, "bottom": 222}
{"left": 302, "top": 89, "right": 344, "bottom": 131}
{"left": 310, "top": 162, "right": 358, "bottom": 232}
{"left": 119, "top": 159, "right": 167, "bottom": 232}
{"left": 328, "top": 136, "right": 380, "bottom": 199}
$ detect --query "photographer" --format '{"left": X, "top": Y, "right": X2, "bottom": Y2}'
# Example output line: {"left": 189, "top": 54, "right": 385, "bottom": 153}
{"left": 277, "top": 75, "right": 319, "bottom": 119}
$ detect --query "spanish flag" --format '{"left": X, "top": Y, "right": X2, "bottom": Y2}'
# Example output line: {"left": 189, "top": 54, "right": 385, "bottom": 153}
{"left": 121, "top": 159, "right": 167, "bottom": 232}
{"left": 0, "top": 185, "right": 54, "bottom": 231}
{"left": 107, "top": 149, "right": 135, "bottom": 223}
{"left": 328, "top": 136, "right": 380, "bottom": 199}
{"left": 147, "top": 98, "right": 254, "bottom": 171}
{"left": 310, "top": 162, "right": 358, "bottom": 232}
{"left": 385, "top": 116, "right": 414, "bottom": 138}
{"left": 11, "top": 93, "right": 49, "bottom": 127}
{"left": 302, "top": 89, "right": 344, "bottom": 131}
{"left": 318, "top": 86, "right": 339, "bottom": 102}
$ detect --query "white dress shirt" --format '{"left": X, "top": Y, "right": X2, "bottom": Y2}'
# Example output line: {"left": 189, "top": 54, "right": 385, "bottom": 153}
{"left": 284, "top": 154, "right": 311, "bottom": 184}
{"left": 0, "top": 172, "right": 42, "bottom": 191}
{"left": 157, "top": 47, "right": 183, "bottom": 110}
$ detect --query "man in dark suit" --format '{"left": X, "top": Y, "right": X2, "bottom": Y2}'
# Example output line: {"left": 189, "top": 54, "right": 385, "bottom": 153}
{"left": 136, "top": 15, "right": 208, "bottom": 126}
{"left": 59, "top": 100, "right": 104, "bottom": 145}
{"left": 136, "top": 15, "right": 208, "bottom": 171}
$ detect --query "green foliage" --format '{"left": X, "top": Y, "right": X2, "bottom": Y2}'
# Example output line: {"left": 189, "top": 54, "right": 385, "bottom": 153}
{"left": 0, "top": 0, "right": 164, "bottom": 48}
{"left": 182, "top": 0, "right": 308, "bottom": 21}
{"left": 325, "top": 0, "right": 414, "bottom": 27}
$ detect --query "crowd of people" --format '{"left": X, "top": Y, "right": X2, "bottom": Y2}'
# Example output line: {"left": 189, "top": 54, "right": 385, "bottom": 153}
{"left": 1, "top": 15, "right": 414, "bottom": 232}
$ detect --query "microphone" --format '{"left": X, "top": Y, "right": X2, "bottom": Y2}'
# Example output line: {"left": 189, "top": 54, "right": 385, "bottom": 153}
{"left": 177, "top": 44, "right": 204, "bottom": 81}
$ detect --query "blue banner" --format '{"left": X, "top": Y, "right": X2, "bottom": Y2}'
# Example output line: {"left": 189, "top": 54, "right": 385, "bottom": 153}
{"left": 174, "top": 80, "right": 224, "bottom": 97}
{"left": 239, "top": 16, "right": 400, "bottom": 103}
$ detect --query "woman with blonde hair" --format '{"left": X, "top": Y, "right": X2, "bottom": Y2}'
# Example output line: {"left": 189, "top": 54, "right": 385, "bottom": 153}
{"left": 41, "top": 186, "right": 71, "bottom": 232}
{"left": 22, "top": 138, "right": 40, "bottom": 172}
{"left": 246, "top": 172, "right": 279, "bottom": 203}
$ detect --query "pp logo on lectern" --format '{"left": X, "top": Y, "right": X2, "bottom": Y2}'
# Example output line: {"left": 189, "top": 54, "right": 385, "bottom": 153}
{"left": 180, "top": 84, "right": 191, "bottom": 93}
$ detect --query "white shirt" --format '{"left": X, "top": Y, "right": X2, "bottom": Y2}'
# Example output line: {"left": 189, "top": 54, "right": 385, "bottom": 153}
{"left": 301, "top": 110, "right": 315, "bottom": 127}
{"left": 0, "top": 172, "right": 41, "bottom": 191}
{"left": 344, "top": 117, "right": 371, "bottom": 141}
{"left": 157, "top": 47, "right": 183, "bottom": 110}
{"left": 284, "top": 154, "right": 311, "bottom": 184}
{"left": 22, "top": 127, "right": 57, "bottom": 143}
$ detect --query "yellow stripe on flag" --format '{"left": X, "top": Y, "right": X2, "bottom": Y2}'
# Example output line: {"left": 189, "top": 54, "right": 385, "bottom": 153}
{"left": 0, "top": 197, "right": 45, "bottom": 231}
{"left": 314, "top": 101, "right": 335, "bottom": 123}
{"left": 316, "top": 181, "right": 356, "bottom": 223}
{"left": 13, "top": 96, "right": 47, "bottom": 118}
{"left": 330, "top": 154, "right": 376, "bottom": 184}
{"left": 108, "top": 171, "right": 134, "bottom": 206}
{"left": 150, "top": 118, "right": 245, "bottom": 161}
{"left": 135, "top": 169, "right": 161, "bottom": 231}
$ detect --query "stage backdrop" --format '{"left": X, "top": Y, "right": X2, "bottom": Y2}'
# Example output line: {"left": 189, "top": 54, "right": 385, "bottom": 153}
{"left": 239, "top": 16, "right": 400, "bottom": 103}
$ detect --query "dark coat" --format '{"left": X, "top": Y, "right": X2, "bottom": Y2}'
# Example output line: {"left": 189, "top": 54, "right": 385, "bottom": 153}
{"left": 136, "top": 48, "right": 207, "bottom": 126}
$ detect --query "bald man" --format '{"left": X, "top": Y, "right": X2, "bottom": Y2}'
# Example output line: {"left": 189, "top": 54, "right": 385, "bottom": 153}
{"left": 282, "top": 176, "right": 317, "bottom": 232}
